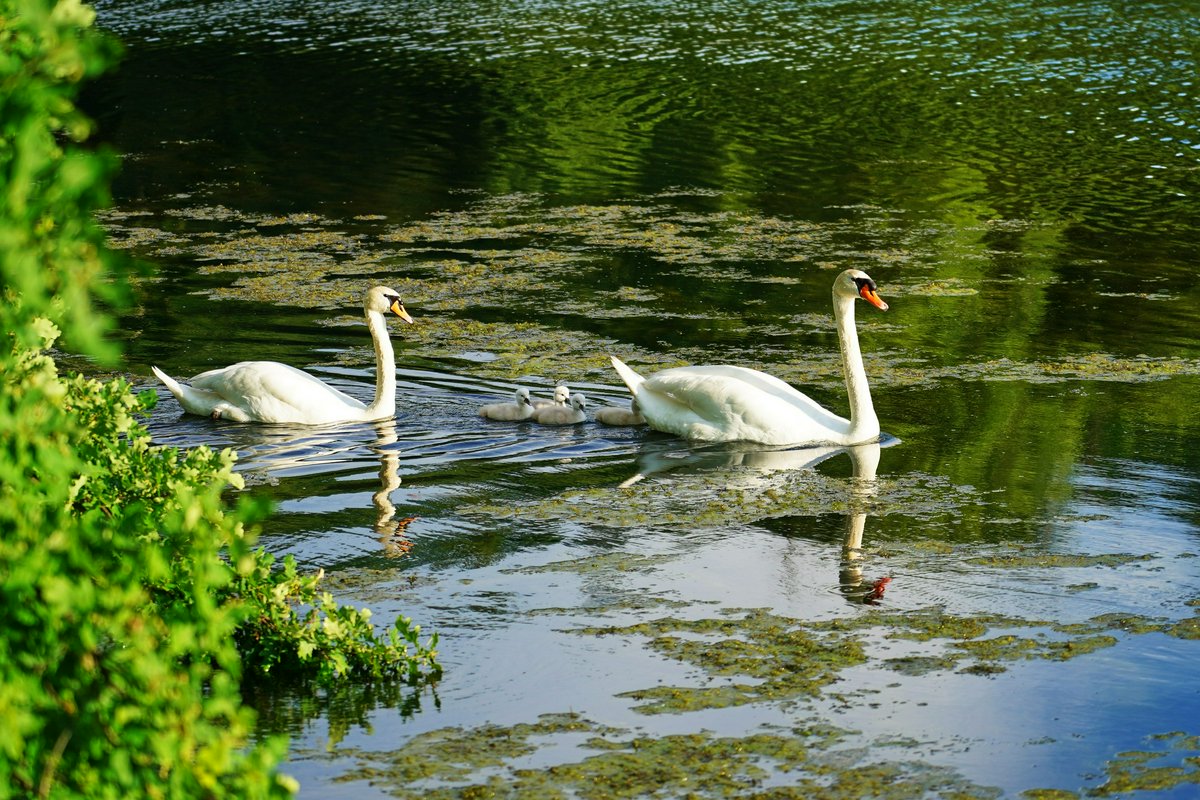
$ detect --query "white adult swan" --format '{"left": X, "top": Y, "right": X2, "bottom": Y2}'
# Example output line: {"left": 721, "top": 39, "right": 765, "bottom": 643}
{"left": 610, "top": 269, "right": 888, "bottom": 446}
{"left": 151, "top": 285, "right": 414, "bottom": 424}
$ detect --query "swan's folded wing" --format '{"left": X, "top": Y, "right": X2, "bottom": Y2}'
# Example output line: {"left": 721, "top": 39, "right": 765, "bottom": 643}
{"left": 649, "top": 365, "right": 833, "bottom": 415}
{"left": 191, "top": 361, "right": 366, "bottom": 423}
{"left": 641, "top": 365, "right": 850, "bottom": 444}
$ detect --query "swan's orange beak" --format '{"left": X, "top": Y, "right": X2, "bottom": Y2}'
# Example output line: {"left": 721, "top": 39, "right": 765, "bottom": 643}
{"left": 390, "top": 300, "right": 415, "bottom": 324}
{"left": 860, "top": 285, "right": 889, "bottom": 311}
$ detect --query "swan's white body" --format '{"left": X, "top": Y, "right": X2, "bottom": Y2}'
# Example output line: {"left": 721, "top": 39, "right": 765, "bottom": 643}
{"left": 479, "top": 387, "right": 535, "bottom": 421}
{"left": 152, "top": 286, "right": 413, "bottom": 425}
{"left": 594, "top": 398, "right": 645, "bottom": 426}
{"left": 610, "top": 269, "right": 888, "bottom": 446}
{"left": 532, "top": 393, "right": 587, "bottom": 425}
{"left": 533, "top": 384, "right": 571, "bottom": 409}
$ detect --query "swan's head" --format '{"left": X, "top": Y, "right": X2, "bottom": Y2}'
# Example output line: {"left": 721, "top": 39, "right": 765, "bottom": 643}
{"left": 553, "top": 384, "right": 571, "bottom": 404}
{"left": 571, "top": 393, "right": 587, "bottom": 411}
{"left": 515, "top": 387, "right": 533, "bottom": 406}
{"left": 836, "top": 269, "right": 888, "bottom": 311}
{"left": 366, "top": 285, "right": 414, "bottom": 323}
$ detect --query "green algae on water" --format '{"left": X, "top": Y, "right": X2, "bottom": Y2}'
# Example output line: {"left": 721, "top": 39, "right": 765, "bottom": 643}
{"left": 511, "top": 551, "right": 678, "bottom": 576}
{"left": 577, "top": 609, "right": 869, "bottom": 714}
{"left": 99, "top": 198, "right": 1200, "bottom": 385}
{"left": 464, "top": 468, "right": 985, "bottom": 529}
{"left": 334, "top": 715, "right": 1002, "bottom": 799}
{"left": 967, "top": 552, "right": 1155, "bottom": 569}
{"left": 571, "top": 601, "right": 1191, "bottom": 704}
{"left": 1023, "top": 731, "right": 1200, "bottom": 798}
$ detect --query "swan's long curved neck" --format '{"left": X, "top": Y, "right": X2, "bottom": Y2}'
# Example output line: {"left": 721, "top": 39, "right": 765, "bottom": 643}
{"left": 365, "top": 309, "right": 397, "bottom": 416}
{"left": 834, "top": 293, "right": 879, "bottom": 442}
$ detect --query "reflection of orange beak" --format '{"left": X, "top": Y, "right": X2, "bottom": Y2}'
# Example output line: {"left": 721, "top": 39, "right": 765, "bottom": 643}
{"left": 860, "top": 286, "right": 889, "bottom": 311}
{"left": 390, "top": 300, "right": 415, "bottom": 324}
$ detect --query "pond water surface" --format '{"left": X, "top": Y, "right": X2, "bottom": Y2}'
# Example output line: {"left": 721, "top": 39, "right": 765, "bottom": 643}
{"left": 89, "top": 1, "right": 1200, "bottom": 797}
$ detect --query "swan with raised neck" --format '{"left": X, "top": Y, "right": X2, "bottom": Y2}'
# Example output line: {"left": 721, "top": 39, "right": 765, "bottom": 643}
{"left": 152, "top": 285, "right": 413, "bottom": 424}
{"left": 609, "top": 269, "right": 888, "bottom": 446}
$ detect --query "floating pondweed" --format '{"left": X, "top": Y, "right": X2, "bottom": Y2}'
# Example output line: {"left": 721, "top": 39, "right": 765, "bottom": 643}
{"left": 967, "top": 552, "right": 1157, "bottom": 569}
{"left": 322, "top": 588, "right": 1200, "bottom": 797}
{"left": 333, "top": 713, "right": 1003, "bottom": 799}
{"left": 1022, "top": 731, "right": 1200, "bottom": 798}
{"left": 101, "top": 198, "right": 1200, "bottom": 383}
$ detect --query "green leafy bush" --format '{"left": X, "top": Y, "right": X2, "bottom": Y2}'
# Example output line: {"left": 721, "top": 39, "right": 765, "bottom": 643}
{"left": 235, "top": 552, "right": 439, "bottom": 685}
{"left": 1, "top": 324, "right": 294, "bottom": 799}
{"left": 0, "top": 0, "right": 127, "bottom": 360}
{"left": 0, "top": 1, "right": 439, "bottom": 797}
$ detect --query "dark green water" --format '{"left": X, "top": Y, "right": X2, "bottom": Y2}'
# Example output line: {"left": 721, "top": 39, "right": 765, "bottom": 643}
{"left": 90, "top": 1, "right": 1200, "bottom": 797}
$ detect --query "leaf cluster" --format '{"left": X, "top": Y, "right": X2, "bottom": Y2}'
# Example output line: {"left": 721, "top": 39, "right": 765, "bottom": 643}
{"left": 234, "top": 551, "right": 440, "bottom": 685}
{"left": 1, "top": 0, "right": 127, "bottom": 361}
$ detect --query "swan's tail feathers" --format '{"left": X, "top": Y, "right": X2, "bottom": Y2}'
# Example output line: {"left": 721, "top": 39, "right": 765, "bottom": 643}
{"left": 151, "top": 366, "right": 184, "bottom": 397}
{"left": 151, "top": 366, "right": 226, "bottom": 418}
{"left": 609, "top": 356, "right": 645, "bottom": 397}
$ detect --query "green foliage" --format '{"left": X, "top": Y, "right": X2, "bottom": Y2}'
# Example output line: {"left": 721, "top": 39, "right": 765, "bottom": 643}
{"left": 0, "top": 1, "right": 440, "bottom": 797}
{"left": 0, "top": 323, "right": 442, "bottom": 798}
{"left": 235, "top": 552, "right": 440, "bottom": 685}
{"left": 1, "top": 322, "right": 295, "bottom": 799}
{"left": 0, "top": 0, "right": 127, "bottom": 362}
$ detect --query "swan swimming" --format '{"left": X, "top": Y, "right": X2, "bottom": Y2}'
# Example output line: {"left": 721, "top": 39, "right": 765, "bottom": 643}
{"left": 533, "top": 384, "right": 571, "bottom": 409}
{"left": 610, "top": 269, "right": 888, "bottom": 446}
{"left": 479, "top": 387, "right": 535, "bottom": 421}
{"left": 531, "top": 393, "right": 587, "bottom": 425}
{"left": 152, "top": 285, "right": 413, "bottom": 424}
{"left": 593, "top": 398, "right": 645, "bottom": 426}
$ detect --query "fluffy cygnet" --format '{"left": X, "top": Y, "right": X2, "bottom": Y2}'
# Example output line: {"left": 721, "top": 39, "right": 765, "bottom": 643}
{"left": 478, "top": 387, "right": 534, "bottom": 421}
{"left": 593, "top": 398, "right": 645, "bottom": 426}
{"left": 532, "top": 384, "right": 571, "bottom": 409}
{"left": 531, "top": 392, "right": 587, "bottom": 425}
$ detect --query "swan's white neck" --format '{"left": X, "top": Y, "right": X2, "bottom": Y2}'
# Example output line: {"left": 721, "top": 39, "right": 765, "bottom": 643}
{"left": 364, "top": 309, "right": 397, "bottom": 417}
{"left": 834, "top": 291, "right": 879, "bottom": 443}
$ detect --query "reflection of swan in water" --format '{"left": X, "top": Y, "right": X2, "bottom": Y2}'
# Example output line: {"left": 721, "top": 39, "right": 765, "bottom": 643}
{"left": 167, "top": 417, "right": 415, "bottom": 557}
{"left": 622, "top": 438, "right": 893, "bottom": 604}
{"left": 618, "top": 438, "right": 890, "bottom": 488}
{"left": 837, "top": 442, "right": 891, "bottom": 605}
{"left": 369, "top": 419, "right": 416, "bottom": 557}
